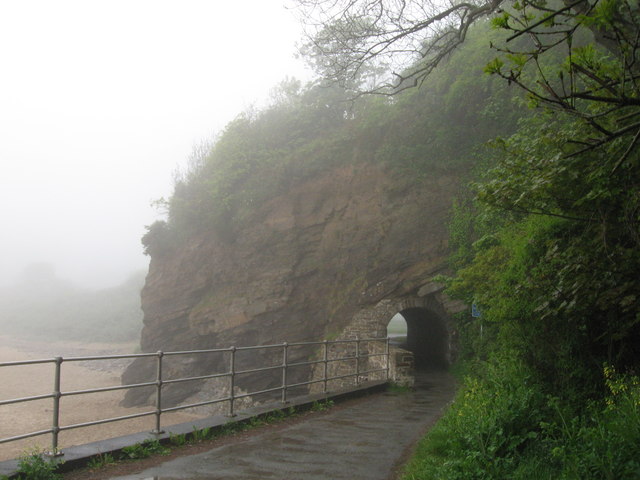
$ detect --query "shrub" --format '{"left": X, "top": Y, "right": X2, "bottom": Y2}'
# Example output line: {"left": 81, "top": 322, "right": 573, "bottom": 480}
{"left": 86, "top": 453, "right": 116, "bottom": 470}
{"left": 120, "top": 439, "right": 169, "bottom": 460}
{"left": 12, "top": 451, "right": 62, "bottom": 480}
{"left": 402, "top": 358, "right": 548, "bottom": 479}
{"left": 546, "top": 367, "right": 640, "bottom": 479}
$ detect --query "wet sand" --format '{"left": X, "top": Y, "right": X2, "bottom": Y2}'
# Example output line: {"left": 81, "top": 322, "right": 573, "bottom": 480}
{"left": 0, "top": 335, "right": 201, "bottom": 461}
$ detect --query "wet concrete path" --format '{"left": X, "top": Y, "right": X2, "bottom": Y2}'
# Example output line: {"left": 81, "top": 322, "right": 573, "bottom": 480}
{"left": 107, "top": 371, "right": 456, "bottom": 480}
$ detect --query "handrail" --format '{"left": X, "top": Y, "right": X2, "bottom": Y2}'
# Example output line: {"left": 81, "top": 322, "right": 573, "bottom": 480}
{"left": 0, "top": 336, "right": 390, "bottom": 456}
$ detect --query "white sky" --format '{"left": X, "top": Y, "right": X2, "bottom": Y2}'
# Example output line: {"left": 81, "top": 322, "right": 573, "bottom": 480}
{"left": 0, "top": 0, "right": 310, "bottom": 289}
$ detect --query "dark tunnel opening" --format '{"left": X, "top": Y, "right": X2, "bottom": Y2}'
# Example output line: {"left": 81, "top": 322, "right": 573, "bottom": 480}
{"left": 388, "top": 307, "right": 449, "bottom": 370}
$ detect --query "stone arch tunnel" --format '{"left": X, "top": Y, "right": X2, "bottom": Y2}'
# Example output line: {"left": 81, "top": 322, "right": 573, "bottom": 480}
{"left": 377, "top": 293, "right": 455, "bottom": 371}
{"left": 330, "top": 283, "right": 466, "bottom": 387}
{"left": 394, "top": 306, "right": 450, "bottom": 369}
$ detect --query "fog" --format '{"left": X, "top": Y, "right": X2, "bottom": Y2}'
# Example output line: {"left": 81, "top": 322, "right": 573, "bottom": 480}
{"left": 0, "top": 0, "right": 309, "bottom": 289}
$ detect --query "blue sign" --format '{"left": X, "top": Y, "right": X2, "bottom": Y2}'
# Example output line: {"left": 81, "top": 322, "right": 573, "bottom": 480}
{"left": 472, "top": 303, "right": 482, "bottom": 318}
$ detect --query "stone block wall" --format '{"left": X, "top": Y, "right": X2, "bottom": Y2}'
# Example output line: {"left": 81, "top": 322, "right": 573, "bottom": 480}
{"left": 308, "top": 337, "right": 389, "bottom": 393}
{"left": 307, "top": 281, "right": 468, "bottom": 393}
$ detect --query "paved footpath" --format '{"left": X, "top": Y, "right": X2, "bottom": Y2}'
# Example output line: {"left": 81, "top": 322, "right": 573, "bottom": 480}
{"left": 108, "top": 371, "right": 456, "bottom": 480}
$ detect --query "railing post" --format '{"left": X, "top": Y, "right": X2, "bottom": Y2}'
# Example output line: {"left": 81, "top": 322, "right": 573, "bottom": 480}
{"left": 281, "top": 342, "right": 289, "bottom": 403}
{"left": 355, "top": 336, "right": 360, "bottom": 386}
{"left": 47, "top": 357, "right": 63, "bottom": 457}
{"left": 323, "top": 340, "right": 328, "bottom": 394}
{"left": 228, "top": 347, "right": 236, "bottom": 417}
{"left": 385, "top": 337, "right": 390, "bottom": 380}
{"left": 152, "top": 351, "right": 164, "bottom": 434}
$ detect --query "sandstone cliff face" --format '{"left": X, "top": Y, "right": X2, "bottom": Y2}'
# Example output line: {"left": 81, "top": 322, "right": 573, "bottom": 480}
{"left": 122, "top": 163, "right": 459, "bottom": 407}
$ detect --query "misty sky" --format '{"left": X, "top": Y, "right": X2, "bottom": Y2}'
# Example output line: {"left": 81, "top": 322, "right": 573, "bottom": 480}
{"left": 0, "top": 0, "right": 309, "bottom": 289}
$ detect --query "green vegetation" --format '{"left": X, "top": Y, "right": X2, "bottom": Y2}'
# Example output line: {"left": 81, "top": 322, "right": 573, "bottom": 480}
{"left": 168, "top": 432, "right": 188, "bottom": 447}
{"left": 310, "top": 399, "right": 335, "bottom": 412}
{"left": 85, "top": 453, "right": 116, "bottom": 470}
{"left": 189, "top": 426, "right": 212, "bottom": 442}
{"left": 387, "top": 383, "right": 413, "bottom": 394}
{"left": 393, "top": 1, "right": 640, "bottom": 478}
{"left": 120, "top": 439, "right": 170, "bottom": 460}
{"left": 143, "top": 23, "right": 523, "bottom": 254}
{"left": 1, "top": 451, "right": 63, "bottom": 480}
{"left": 402, "top": 362, "right": 640, "bottom": 479}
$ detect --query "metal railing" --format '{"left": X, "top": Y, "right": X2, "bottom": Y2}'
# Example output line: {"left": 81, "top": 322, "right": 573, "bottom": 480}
{"left": 0, "top": 337, "right": 390, "bottom": 456}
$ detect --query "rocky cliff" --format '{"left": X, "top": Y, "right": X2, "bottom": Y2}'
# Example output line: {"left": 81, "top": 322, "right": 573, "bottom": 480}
{"left": 122, "top": 162, "right": 460, "bottom": 407}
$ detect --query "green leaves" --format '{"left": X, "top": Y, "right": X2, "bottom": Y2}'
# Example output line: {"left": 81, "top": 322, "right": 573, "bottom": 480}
{"left": 506, "top": 54, "right": 527, "bottom": 70}
{"left": 491, "top": 12, "right": 511, "bottom": 29}
{"left": 401, "top": 358, "right": 551, "bottom": 479}
{"left": 447, "top": 78, "right": 640, "bottom": 393}
{"left": 14, "top": 451, "right": 63, "bottom": 480}
{"left": 579, "top": 0, "right": 619, "bottom": 28}
{"left": 121, "top": 440, "right": 169, "bottom": 459}
{"left": 484, "top": 57, "right": 504, "bottom": 75}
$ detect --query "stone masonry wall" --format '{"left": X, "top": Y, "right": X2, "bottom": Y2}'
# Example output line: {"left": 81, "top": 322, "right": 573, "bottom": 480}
{"left": 310, "top": 281, "right": 466, "bottom": 391}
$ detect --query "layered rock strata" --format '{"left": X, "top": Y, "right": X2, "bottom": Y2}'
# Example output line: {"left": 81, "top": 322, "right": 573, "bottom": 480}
{"left": 122, "top": 163, "right": 460, "bottom": 407}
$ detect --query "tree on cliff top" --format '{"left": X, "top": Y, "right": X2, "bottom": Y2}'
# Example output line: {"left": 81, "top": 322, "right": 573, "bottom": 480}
{"left": 295, "top": 0, "right": 640, "bottom": 159}
{"left": 295, "top": 0, "right": 502, "bottom": 93}
{"left": 293, "top": 0, "right": 639, "bottom": 94}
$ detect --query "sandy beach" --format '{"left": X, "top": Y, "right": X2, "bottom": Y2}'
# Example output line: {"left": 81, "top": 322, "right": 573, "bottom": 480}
{"left": 0, "top": 335, "right": 201, "bottom": 461}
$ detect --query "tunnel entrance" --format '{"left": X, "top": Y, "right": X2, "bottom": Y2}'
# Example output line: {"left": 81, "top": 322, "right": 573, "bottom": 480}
{"left": 387, "top": 307, "right": 449, "bottom": 370}
{"left": 386, "top": 313, "right": 407, "bottom": 339}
